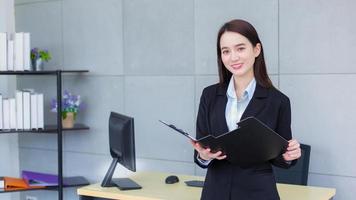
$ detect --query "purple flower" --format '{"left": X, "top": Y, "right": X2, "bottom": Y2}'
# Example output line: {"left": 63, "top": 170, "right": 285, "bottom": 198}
{"left": 50, "top": 90, "right": 84, "bottom": 115}
{"left": 31, "top": 47, "right": 52, "bottom": 62}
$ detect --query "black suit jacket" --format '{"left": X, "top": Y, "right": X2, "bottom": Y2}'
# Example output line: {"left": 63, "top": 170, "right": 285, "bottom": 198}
{"left": 195, "top": 82, "right": 296, "bottom": 200}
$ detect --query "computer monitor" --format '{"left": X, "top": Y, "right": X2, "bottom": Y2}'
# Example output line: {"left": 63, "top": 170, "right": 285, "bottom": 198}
{"left": 101, "top": 112, "right": 142, "bottom": 190}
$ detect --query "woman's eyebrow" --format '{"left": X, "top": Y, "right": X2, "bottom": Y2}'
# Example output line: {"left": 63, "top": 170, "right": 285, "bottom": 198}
{"left": 234, "top": 43, "right": 246, "bottom": 47}
{"left": 221, "top": 43, "right": 246, "bottom": 49}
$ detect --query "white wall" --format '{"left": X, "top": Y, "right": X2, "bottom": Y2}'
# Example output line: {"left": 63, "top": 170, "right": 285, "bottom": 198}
{"left": 0, "top": 1, "right": 20, "bottom": 200}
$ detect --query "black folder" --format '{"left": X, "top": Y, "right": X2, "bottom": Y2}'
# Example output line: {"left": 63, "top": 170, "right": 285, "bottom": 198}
{"left": 159, "top": 117, "right": 288, "bottom": 166}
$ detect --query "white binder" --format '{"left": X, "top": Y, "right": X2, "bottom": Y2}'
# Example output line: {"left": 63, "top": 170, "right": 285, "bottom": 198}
{"left": 16, "top": 90, "right": 24, "bottom": 130}
{"left": 3, "top": 99, "right": 10, "bottom": 130}
{"left": 0, "top": 94, "right": 3, "bottom": 129}
{"left": 9, "top": 98, "right": 16, "bottom": 129}
{"left": 37, "top": 93, "right": 44, "bottom": 129}
{"left": 23, "top": 91, "right": 31, "bottom": 130}
{"left": 14, "top": 32, "right": 24, "bottom": 71}
{"left": 0, "top": 32, "right": 7, "bottom": 71}
{"left": 30, "top": 93, "right": 38, "bottom": 129}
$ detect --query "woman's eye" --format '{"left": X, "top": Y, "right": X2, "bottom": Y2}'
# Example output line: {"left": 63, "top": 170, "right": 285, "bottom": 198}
{"left": 237, "top": 47, "right": 245, "bottom": 52}
{"left": 222, "top": 50, "right": 229, "bottom": 55}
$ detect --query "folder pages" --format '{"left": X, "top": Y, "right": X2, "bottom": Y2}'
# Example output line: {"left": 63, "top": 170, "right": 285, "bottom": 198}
{"left": 160, "top": 117, "right": 288, "bottom": 166}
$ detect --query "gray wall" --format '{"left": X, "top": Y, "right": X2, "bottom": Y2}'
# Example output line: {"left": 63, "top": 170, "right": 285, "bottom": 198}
{"left": 12, "top": 0, "right": 356, "bottom": 199}
{"left": 0, "top": 0, "right": 19, "bottom": 200}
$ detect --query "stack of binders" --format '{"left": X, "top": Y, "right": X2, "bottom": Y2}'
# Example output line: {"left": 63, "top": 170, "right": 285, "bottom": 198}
{"left": 0, "top": 90, "right": 44, "bottom": 131}
{"left": 0, "top": 32, "right": 31, "bottom": 72}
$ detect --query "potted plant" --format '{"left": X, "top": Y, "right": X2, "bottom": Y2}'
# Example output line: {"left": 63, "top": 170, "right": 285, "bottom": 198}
{"left": 50, "top": 90, "right": 84, "bottom": 128}
{"left": 30, "top": 47, "right": 52, "bottom": 71}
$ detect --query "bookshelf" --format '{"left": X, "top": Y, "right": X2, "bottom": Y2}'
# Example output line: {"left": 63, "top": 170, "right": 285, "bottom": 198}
{"left": 0, "top": 70, "right": 89, "bottom": 200}
{"left": 0, "top": 124, "right": 89, "bottom": 134}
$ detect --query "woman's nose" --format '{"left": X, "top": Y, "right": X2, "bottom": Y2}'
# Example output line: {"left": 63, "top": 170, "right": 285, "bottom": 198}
{"left": 231, "top": 51, "right": 239, "bottom": 61}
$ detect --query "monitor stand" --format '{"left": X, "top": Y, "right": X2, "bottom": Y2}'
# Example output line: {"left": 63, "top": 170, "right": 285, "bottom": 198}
{"left": 111, "top": 178, "right": 142, "bottom": 190}
{"left": 101, "top": 157, "right": 142, "bottom": 190}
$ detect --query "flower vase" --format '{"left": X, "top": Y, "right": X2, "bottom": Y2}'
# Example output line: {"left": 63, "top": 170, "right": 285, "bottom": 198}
{"left": 31, "top": 58, "right": 44, "bottom": 71}
{"left": 62, "top": 112, "right": 75, "bottom": 128}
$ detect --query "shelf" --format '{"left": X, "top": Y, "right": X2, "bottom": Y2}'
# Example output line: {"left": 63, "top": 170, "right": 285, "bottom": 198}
{"left": 0, "top": 70, "right": 89, "bottom": 75}
{"left": 0, "top": 187, "right": 49, "bottom": 193}
{"left": 0, "top": 124, "right": 89, "bottom": 134}
{"left": 0, "top": 68, "right": 89, "bottom": 200}
{"left": 0, "top": 176, "right": 90, "bottom": 193}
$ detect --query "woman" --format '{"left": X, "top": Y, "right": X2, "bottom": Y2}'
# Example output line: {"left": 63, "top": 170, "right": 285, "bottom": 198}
{"left": 192, "top": 19, "right": 301, "bottom": 200}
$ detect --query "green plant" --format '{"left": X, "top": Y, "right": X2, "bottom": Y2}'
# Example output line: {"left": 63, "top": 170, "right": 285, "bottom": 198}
{"left": 31, "top": 47, "right": 52, "bottom": 62}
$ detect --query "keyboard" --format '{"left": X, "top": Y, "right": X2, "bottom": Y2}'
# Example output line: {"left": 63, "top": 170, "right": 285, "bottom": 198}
{"left": 184, "top": 180, "right": 204, "bottom": 187}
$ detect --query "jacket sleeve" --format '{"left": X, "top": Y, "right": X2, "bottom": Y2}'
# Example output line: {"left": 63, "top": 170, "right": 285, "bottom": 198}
{"left": 270, "top": 96, "right": 298, "bottom": 168}
{"left": 194, "top": 88, "right": 213, "bottom": 169}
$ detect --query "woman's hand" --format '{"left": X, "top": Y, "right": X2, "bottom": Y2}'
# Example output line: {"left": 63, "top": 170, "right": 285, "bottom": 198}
{"left": 190, "top": 140, "right": 227, "bottom": 161}
{"left": 283, "top": 139, "right": 301, "bottom": 161}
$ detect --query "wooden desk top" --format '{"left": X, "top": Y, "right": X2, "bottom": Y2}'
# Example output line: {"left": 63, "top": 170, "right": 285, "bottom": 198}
{"left": 77, "top": 172, "right": 336, "bottom": 200}
{"left": 277, "top": 183, "right": 336, "bottom": 200}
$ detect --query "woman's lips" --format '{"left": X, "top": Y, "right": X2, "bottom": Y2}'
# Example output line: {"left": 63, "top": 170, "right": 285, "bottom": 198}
{"left": 231, "top": 63, "right": 243, "bottom": 70}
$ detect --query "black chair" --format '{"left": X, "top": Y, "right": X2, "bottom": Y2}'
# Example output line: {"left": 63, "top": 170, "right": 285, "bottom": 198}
{"left": 273, "top": 143, "right": 311, "bottom": 185}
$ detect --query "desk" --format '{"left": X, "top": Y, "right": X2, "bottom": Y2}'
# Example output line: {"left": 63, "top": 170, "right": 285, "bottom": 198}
{"left": 77, "top": 172, "right": 336, "bottom": 200}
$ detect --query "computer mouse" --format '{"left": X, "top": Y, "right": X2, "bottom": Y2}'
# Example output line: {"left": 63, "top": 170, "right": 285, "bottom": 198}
{"left": 165, "top": 175, "right": 179, "bottom": 184}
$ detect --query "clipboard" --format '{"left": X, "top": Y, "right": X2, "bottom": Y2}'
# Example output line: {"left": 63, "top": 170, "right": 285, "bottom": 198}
{"left": 159, "top": 120, "right": 197, "bottom": 141}
{"left": 159, "top": 117, "right": 288, "bottom": 166}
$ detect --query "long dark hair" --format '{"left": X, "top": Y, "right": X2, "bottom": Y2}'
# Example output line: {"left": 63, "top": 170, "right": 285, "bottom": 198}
{"left": 216, "top": 19, "right": 272, "bottom": 88}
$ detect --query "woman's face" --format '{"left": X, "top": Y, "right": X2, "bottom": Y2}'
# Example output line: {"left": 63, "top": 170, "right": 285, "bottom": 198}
{"left": 220, "top": 31, "right": 261, "bottom": 78}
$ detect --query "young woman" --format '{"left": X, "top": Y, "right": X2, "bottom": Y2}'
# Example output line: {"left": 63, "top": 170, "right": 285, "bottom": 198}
{"left": 192, "top": 19, "right": 301, "bottom": 200}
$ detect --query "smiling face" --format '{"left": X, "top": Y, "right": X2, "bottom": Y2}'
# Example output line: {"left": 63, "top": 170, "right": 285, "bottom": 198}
{"left": 220, "top": 31, "right": 261, "bottom": 79}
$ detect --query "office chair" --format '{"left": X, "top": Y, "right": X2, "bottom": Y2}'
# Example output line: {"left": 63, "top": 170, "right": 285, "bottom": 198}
{"left": 273, "top": 143, "right": 311, "bottom": 185}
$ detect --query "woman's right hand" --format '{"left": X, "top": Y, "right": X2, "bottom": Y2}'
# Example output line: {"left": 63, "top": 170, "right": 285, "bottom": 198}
{"left": 190, "top": 140, "right": 227, "bottom": 161}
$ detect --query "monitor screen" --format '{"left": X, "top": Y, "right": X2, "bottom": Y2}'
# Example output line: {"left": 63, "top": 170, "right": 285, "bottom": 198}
{"left": 101, "top": 112, "right": 141, "bottom": 190}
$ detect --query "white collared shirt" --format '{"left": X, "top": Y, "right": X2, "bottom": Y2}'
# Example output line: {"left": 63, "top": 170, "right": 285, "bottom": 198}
{"left": 225, "top": 77, "right": 256, "bottom": 131}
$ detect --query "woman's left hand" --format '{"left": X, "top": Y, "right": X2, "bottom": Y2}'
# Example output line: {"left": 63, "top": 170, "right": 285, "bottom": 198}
{"left": 283, "top": 139, "right": 301, "bottom": 161}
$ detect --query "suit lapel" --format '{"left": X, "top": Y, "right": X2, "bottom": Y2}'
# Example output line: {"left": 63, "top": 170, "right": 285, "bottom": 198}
{"left": 213, "top": 83, "right": 269, "bottom": 134}
{"left": 215, "top": 84, "right": 229, "bottom": 134}
{"left": 241, "top": 84, "right": 269, "bottom": 120}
